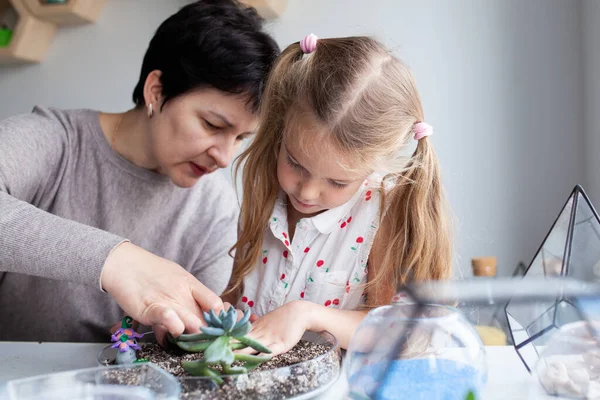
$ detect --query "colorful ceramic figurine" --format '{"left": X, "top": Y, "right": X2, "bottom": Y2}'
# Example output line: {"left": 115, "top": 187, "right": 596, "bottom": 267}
{"left": 111, "top": 316, "right": 147, "bottom": 364}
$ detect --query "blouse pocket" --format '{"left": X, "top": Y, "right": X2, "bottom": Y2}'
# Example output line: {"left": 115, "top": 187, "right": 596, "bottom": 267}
{"left": 304, "top": 269, "right": 352, "bottom": 308}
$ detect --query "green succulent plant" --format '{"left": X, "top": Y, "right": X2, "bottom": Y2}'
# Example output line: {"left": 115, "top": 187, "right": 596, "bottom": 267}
{"left": 168, "top": 306, "right": 272, "bottom": 384}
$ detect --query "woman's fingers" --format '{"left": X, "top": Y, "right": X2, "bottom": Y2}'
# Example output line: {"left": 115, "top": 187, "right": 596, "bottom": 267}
{"left": 174, "top": 303, "right": 204, "bottom": 334}
{"left": 192, "top": 283, "right": 223, "bottom": 315}
{"left": 144, "top": 305, "right": 186, "bottom": 337}
{"left": 101, "top": 242, "right": 225, "bottom": 339}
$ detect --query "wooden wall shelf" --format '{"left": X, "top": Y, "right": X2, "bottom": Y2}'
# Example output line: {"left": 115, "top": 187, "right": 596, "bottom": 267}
{"left": 0, "top": 0, "right": 56, "bottom": 64}
{"left": 0, "top": 0, "right": 106, "bottom": 65}
{"left": 241, "top": 0, "right": 288, "bottom": 19}
{"left": 22, "top": 0, "right": 106, "bottom": 26}
{"left": 0, "top": 0, "right": 279, "bottom": 66}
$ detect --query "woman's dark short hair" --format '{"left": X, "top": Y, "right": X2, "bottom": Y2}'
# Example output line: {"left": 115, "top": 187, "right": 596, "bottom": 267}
{"left": 132, "top": 0, "right": 280, "bottom": 113}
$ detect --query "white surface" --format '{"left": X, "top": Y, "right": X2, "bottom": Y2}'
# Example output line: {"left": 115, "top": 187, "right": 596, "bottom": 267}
{"left": 0, "top": 0, "right": 585, "bottom": 277}
{"left": 0, "top": 342, "right": 107, "bottom": 382}
{"left": 0, "top": 342, "right": 562, "bottom": 399}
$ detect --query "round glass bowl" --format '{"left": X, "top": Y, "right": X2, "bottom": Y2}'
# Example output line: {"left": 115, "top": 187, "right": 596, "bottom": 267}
{"left": 3, "top": 363, "right": 180, "bottom": 400}
{"left": 98, "top": 331, "right": 341, "bottom": 399}
{"left": 345, "top": 304, "right": 487, "bottom": 400}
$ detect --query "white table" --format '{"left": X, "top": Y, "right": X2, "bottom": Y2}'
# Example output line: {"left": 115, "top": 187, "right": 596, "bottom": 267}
{"left": 0, "top": 342, "right": 556, "bottom": 399}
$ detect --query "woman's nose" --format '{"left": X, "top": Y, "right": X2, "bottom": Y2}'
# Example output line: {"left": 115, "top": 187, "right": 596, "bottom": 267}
{"left": 208, "top": 138, "right": 237, "bottom": 169}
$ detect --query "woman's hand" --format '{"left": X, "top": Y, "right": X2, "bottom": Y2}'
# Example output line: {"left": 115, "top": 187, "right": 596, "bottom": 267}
{"left": 101, "top": 242, "right": 223, "bottom": 343}
{"left": 243, "top": 300, "right": 313, "bottom": 356}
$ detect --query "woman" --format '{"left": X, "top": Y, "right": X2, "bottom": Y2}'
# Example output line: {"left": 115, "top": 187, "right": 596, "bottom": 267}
{"left": 0, "top": 0, "right": 279, "bottom": 342}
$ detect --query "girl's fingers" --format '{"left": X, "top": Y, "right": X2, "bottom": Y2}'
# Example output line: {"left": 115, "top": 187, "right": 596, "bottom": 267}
{"left": 234, "top": 344, "right": 259, "bottom": 355}
{"left": 265, "top": 342, "right": 285, "bottom": 357}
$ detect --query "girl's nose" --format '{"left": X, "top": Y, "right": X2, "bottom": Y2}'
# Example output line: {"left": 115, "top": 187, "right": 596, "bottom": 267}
{"left": 298, "top": 179, "right": 320, "bottom": 201}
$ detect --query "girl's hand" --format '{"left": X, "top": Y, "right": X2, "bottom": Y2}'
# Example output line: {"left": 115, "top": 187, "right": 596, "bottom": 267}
{"left": 243, "top": 300, "right": 313, "bottom": 356}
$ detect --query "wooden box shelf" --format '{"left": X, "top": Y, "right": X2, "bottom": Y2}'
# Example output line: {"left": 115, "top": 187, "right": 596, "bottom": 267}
{"left": 0, "top": 0, "right": 106, "bottom": 65}
{"left": 0, "top": 0, "right": 56, "bottom": 64}
{"left": 22, "top": 0, "right": 106, "bottom": 26}
{"left": 241, "top": 0, "right": 288, "bottom": 19}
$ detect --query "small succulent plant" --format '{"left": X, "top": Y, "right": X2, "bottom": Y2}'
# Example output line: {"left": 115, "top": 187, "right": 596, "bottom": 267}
{"left": 169, "top": 306, "right": 272, "bottom": 384}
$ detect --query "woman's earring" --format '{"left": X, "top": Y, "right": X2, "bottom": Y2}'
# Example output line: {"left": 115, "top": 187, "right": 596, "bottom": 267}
{"left": 147, "top": 103, "right": 153, "bottom": 118}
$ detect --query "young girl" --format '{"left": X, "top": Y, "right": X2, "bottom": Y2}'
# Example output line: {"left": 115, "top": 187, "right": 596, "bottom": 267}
{"left": 225, "top": 34, "right": 452, "bottom": 355}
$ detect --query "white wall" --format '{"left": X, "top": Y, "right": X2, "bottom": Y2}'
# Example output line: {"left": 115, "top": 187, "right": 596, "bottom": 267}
{"left": 0, "top": 0, "right": 585, "bottom": 276}
{"left": 582, "top": 0, "right": 600, "bottom": 205}
{"left": 271, "top": 0, "right": 584, "bottom": 276}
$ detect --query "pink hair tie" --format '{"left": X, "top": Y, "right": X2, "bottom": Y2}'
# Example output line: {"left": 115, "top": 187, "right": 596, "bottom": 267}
{"left": 412, "top": 122, "right": 433, "bottom": 141}
{"left": 300, "top": 33, "right": 318, "bottom": 54}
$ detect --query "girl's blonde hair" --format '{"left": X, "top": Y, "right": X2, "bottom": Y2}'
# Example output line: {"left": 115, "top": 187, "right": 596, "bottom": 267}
{"left": 227, "top": 36, "right": 452, "bottom": 302}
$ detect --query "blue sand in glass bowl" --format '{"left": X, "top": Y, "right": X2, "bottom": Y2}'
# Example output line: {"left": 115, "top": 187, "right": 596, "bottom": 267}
{"left": 350, "top": 358, "right": 485, "bottom": 400}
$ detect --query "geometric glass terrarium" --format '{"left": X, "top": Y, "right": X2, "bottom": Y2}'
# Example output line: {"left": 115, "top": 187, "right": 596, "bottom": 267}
{"left": 506, "top": 185, "right": 600, "bottom": 372}
{"left": 531, "top": 319, "right": 600, "bottom": 399}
